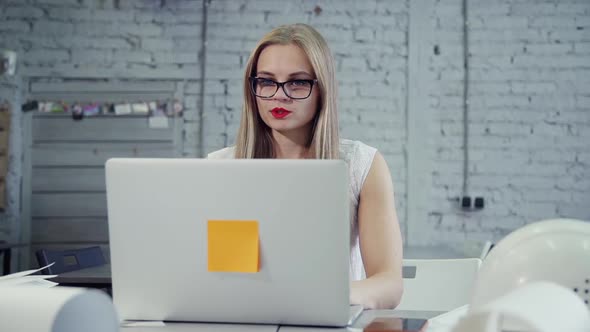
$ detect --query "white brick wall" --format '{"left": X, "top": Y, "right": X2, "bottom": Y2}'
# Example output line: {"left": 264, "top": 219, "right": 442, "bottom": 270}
{"left": 428, "top": 0, "right": 590, "bottom": 248}
{"left": 0, "top": 0, "right": 588, "bottom": 252}
{"left": 0, "top": 0, "right": 204, "bottom": 242}
{"left": 0, "top": 0, "right": 204, "bottom": 159}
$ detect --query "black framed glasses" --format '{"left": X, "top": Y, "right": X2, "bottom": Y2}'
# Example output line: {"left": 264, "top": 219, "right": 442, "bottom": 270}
{"left": 249, "top": 77, "right": 318, "bottom": 100}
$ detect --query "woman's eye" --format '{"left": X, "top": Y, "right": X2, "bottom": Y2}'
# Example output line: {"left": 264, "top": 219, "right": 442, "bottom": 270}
{"left": 259, "top": 79, "right": 276, "bottom": 86}
{"left": 290, "top": 80, "right": 308, "bottom": 87}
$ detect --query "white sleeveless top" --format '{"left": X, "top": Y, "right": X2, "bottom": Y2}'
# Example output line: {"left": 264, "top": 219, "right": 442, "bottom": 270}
{"left": 207, "top": 139, "right": 377, "bottom": 281}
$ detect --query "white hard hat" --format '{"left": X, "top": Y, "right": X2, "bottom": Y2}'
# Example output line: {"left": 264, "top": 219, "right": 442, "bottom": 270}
{"left": 471, "top": 218, "right": 590, "bottom": 309}
{"left": 453, "top": 219, "right": 590, "bottom": 332}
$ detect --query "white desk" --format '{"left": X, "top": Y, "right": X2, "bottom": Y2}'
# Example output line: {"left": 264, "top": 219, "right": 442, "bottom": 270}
{"left": 120, "top": 310, "right": 441, "bottom": 332}
{"left": 121, "top": 323, "right": 277, "bottom": 332}
{"left": 55, "top": 245, "right": 466, "bottom": 288}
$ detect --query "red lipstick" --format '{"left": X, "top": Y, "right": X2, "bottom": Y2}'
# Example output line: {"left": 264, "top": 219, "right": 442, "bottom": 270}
{"left": 270, "top": 107, "right": 292, "bottom": 119}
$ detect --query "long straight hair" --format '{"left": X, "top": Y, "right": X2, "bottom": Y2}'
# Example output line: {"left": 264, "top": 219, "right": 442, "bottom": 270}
{"left": 234, "top": 23, "right": 340, "bottom": 159}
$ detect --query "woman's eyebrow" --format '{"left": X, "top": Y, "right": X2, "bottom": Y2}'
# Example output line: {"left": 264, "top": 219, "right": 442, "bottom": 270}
{"left": 256, "top": 71, "right": 313, "bottom": 78}
{"left": 256, "top": 71, "right": 275, "bottom": 77}
{"left": 287, "top": 71, "right": 313, "bottom": 78}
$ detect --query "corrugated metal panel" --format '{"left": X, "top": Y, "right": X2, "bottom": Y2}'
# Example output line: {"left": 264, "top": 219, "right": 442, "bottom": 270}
{"left": 23, "top": 80, "right": 184, "bottom": 268}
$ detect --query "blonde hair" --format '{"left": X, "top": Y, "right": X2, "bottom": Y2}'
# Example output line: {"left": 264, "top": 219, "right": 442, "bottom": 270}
{"left": 235, "top": 23, "right": 340, "bottom": 159}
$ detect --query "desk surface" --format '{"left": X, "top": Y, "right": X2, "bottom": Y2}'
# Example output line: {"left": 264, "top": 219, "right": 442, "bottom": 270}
{"left": 52, "top": 263, "right": 111, "bottom": 285}
{"left": 53, "top": 262, "right": 444, "bottom": 331}
{"left": 52, "top": 245, "right": 468, "bottom": 286}
{"left": 120, "top": 310, "right": 440, "bottom": 332}
{"left": 53, "top": 259, "right": 446, "bottom": 331}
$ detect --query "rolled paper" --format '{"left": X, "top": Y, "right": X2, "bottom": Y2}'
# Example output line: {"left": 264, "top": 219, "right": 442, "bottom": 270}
{"left": 0, "top": 286, "right": 119, "bottom": 332}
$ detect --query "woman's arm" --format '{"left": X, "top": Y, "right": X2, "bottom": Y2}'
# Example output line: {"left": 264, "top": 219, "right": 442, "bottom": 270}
{"left": 350, "top": 151, "right": 404, "bottom": 309}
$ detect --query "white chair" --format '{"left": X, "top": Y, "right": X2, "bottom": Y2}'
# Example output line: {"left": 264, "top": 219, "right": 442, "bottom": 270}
{"left": 397, "top": 258, "right": 482, "bottom": 312}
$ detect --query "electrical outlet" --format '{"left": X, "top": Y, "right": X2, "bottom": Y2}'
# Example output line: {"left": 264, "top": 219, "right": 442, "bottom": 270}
{"left": 474, "top": 197, "right": 485, "bottom": 209}
{"left": 457, "top": 196, "right": 485, "bottom": 211}
{"left": 461, "top": 196, "right": 471, "bottom": 209}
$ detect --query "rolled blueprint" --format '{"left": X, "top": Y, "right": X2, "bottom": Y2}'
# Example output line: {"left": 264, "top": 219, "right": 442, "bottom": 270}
{"left": 0, "top": 286, "right": 118, "bottom": 332}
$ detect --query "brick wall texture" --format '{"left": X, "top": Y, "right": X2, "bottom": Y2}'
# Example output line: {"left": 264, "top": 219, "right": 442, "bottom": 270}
{"left": 0, "top": 0, "right": 588, "bottom": 251}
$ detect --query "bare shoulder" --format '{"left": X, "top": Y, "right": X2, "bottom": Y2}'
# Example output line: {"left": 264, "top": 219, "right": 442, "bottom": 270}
{"left": 370, "top": 151, "right": 390, "bottom": 176}
{"left": 362, "top": 151, "right": 394, "bottom": 195}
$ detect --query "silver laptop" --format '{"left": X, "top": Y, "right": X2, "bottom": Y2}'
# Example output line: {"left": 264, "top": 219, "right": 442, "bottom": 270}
{"left": 106, "top": 158, "right": 363, "bottom": 327}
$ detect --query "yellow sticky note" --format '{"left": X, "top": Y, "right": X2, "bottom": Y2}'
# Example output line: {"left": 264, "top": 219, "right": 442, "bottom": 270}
{"left": 208, "top": 220, "right": 259, "bottom": 273}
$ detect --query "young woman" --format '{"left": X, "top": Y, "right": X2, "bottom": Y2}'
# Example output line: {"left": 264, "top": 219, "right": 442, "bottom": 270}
{"left": 208, "top": 23, "right": 403, "bottom": 309}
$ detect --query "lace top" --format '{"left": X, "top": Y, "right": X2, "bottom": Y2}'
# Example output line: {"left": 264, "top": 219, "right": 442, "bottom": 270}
{"left": 207, "top": 139, "right": 377, "bottom": 281}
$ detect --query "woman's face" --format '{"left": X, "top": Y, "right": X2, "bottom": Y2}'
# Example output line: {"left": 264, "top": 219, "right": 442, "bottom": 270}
{"left": 253, "top": 43, "right": 320, "bottom": 137}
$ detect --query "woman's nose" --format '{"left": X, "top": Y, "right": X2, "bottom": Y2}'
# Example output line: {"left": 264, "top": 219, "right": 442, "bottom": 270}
{"left": 272, "top": 85, "right": 291, "bottom": 101}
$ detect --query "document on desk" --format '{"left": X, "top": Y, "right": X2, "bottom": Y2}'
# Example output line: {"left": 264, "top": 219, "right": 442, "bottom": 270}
{"left": 0, "top": 274, "right": 58, "bottom": 288}
{"left": 425, "top": 305, "right": 468, "bottom": 332}
{"left": 0, "top": 263, "right": 57, "bottom": 288}
{"left": 121, "top": 321, "right": 166, "bottom": 327}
